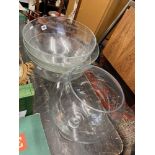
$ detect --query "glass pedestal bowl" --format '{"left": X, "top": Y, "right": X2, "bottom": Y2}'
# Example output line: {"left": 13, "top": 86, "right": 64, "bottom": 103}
{"left": 50, "top": 65, "right": 125, "bottom": 144}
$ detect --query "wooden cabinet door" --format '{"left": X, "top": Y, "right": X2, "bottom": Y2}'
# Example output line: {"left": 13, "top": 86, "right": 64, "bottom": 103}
{"left": 75, "top": 0, "right": 112, "bottom": 34}
{"left": 103, "top": 7, "right": 135, "bottom": 93}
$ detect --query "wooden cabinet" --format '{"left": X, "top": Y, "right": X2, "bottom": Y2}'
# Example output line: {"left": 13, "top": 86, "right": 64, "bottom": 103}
{"left": 66, "top": 1, "right": 135, "bottom": 92}
{"left": 103, "top": 7, "right": 135, "bottom": 93}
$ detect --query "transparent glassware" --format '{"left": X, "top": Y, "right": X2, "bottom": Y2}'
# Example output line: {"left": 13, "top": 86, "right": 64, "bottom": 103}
{"left": 32, "top": 73, "right": 123, "bottom": 155}
{"left": 23, "top": 16, "right": 97, "bottom": 73}
{"left": 50, "top": 65, "right": 125, "bottom": 144}
{"left": 29, "top": 46, "right": 98, "bottom": 82}
{"left": 24, "top": 43, "right": 99, "bottom": 80}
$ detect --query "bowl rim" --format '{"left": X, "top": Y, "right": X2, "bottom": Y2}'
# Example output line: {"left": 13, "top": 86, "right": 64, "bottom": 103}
{"left": 22, "top": 16, "right": 97, "bottom": 59}
{"left": 68, "top": 65, "right": 125, "bottom": 113}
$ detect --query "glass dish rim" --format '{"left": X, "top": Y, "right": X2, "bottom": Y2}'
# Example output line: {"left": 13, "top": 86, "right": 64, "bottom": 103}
{"left": 22, "top": 16, "right": 97, "bottom": 59}
{"left": 68, "top": 65, "right": 125, "bottom": 113}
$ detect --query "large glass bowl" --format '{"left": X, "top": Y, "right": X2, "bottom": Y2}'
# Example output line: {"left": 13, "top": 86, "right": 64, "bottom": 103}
{"left": 50, "top": 65, "right": 125, "bottom": 143}
{"left": 23, "top": 16, "right": 97, "bottom": 72}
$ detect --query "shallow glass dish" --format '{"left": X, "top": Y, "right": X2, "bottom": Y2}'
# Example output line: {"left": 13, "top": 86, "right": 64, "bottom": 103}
{"left": 50, "top": 65, "right": 125, "bottom": 143}
{"left": 23, "top": 16, "right": 97, "bottom": 68}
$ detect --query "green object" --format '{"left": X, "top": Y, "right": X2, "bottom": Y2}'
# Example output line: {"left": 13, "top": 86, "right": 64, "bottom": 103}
{"left": 19, "top": 83, "right": 35, "bottom": 116}
{"left": 19, "top": 114, "right": 51, "bottom": 155}
{"left": 19, "top": 12, "right": 27, "bottom": 22}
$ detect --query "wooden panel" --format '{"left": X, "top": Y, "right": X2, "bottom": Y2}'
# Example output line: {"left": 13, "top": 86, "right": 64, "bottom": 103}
{"left": 66, "top": 0, "right": 128, "bottom": 40}
{"left": 66, "top": 0, "right": 113, "bottom": 33}
{"left": 76, "top": 0, "right": 112, "bottom": 33}
{"left": 103, "top": 7, "right": 135, "bottom": 93}
{"left": 96, "top": 0, "right": 128, "bottom": 40}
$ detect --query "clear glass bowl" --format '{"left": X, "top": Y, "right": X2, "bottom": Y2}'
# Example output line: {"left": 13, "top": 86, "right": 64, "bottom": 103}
{"left": 23, "top": 16, "right": 97, "bottom": 70}
{"left": 24, "top": 41, "right": 99, "bottom": 74}
{"left": 50, "top": 65, "right": 125, "bottom": 143}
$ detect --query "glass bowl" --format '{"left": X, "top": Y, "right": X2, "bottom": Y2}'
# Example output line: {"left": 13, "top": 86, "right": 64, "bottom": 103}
{"left": 23, "top": 16, "right": 97, "bottom": 68}
{"left": 50, "top": 65, "right": 125, "bottom": 143}
{"left": 24, "top": 41, "right": 99, "bottom": 74}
